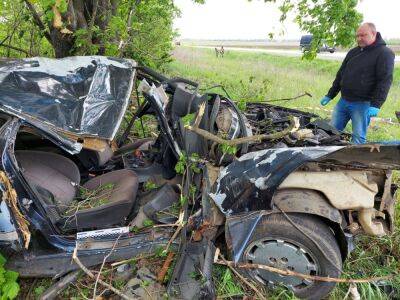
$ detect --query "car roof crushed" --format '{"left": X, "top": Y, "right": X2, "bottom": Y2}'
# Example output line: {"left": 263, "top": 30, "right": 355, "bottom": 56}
{"left": 0, "top": 56, "right": 136, "bottom": 140}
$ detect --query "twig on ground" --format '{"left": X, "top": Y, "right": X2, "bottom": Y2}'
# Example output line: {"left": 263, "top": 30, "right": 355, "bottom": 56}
{"left": 111, "top": 253, "right": 156, "bottom": 267}
{"left": 72, "top": 247, "right": 134, "bottom": 300}
{"left": 164, "top": 210, "right": 185, "bottom": 253}
{"left": 93, "top": 234, "right": 122, "bottom": 299}
{"left": 157, "top": 252, "right": 175, "bottom": 283}
{"left": 214, "top": 258, "right": 396, "bottom": 284}
{"left": 27, "top": 278, "right": 38, "bottom": 299}
{"left": 215, "top": 249, "right": 266, "bottom": 300}
{"left": 141, "top": 283, "right": 154, "bottom": 300}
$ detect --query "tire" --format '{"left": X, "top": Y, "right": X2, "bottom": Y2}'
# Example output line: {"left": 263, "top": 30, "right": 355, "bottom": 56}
{"left": 239, "top": 213, "right": 342, "bottom": 299}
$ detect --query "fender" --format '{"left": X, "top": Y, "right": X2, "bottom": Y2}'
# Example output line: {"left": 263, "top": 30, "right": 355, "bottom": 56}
{"left": 272, "top": 188, "right": 351, "bottom": 259}
{"left": 272, "top": 188, "right": 342, "bottom": 224}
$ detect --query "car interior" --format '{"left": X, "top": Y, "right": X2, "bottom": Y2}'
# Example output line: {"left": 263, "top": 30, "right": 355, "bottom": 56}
{"left": 12, "top": 119, "right": 180, "bottom": 235}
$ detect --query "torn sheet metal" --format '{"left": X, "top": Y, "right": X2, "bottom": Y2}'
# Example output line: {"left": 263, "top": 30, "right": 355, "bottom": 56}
{"left": 0, "top": 56, "right": 136, "bottom": 140}
{"left": 143, "top": 81, "right": 182, "bottom": 157}
{"left": 319, "top": 144, "right": 400, "bottom": 169}
{"left": 21, "top": 121, "right": 83, "bottom": 154}
{"left": 210, "top": 146, "right": 344, "bottom": 215}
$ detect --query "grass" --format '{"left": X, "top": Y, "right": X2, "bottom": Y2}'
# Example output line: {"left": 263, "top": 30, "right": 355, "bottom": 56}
{"left": 163, "top": 47, "right": 400, "bottom": 142}
{"left": 163, "top": 47, "right": 400, "bottom": 299}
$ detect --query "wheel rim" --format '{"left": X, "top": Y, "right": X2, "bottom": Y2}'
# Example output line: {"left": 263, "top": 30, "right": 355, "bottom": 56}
{"left": 244, "top": 238, "right": 319, "bottom": 290}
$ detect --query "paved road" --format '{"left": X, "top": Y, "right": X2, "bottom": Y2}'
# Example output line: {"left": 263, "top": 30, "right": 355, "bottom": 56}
{"left": 193, "top": 46, "right": 400, "bottom": 63}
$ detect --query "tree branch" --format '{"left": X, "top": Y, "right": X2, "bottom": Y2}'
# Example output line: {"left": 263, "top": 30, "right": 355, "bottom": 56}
{"left": 72, "top": 0, "right": 88, "bottom": 29}
{"left": 118, "top": 0, "right": 141, "bottom": 56}
{"left": 186, "top": 116, "right": 299, "bottom": 146}
{"left": 88, "top": 0, "right": 99, "bottom": 30}
{"left": 23, "top": 0, "right": 52, "bottom": 44}
{"left": 217, "top": 251, "right": 266, "bottom": 300}
{"left": 215, "top": 257, "right": 397, "bottom": 284}
{"left": 0, "top": 43, "right": 29, "bottom": 55}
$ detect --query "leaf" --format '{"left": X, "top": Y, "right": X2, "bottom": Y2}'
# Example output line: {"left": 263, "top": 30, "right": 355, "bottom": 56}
{"left": 0, "top": 255, "right": 6, "bottom": 268}
{"left": 2, "top": 281, "right": 19, "bottom": 299}
{"left": 180, "top": 195, "right": 187, "bottom": 207}
{"left": 142, "top": 219, "right": 154, "bottom": 227}
{"left": 4, "top": 271, "right": 18, "bottom": 283}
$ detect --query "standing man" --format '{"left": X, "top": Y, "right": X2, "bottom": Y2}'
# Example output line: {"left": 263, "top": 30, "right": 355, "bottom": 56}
{"left": 320, "top": 23, "right": 395, "bottom": 144}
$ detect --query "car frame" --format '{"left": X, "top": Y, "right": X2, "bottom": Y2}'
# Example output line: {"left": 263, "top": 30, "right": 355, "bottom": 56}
{"left": 0, "top": 56, "right": 399, "bottom": 299}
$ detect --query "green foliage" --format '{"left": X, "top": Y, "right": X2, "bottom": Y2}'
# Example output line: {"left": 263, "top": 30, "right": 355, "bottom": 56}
{"left": 174, "top": 152, "right": 202, "bottom": 175}
{"left": 119, "top": 0, "right": 180, "bottom": 68}
{"left": 179, "top": 194, "right": 188, "bottom": 207}
{"left": 0, "top": 0, "right": 364, "bottom": 65}
{"left": 0, "top": 0, "right": 182, "bottom": 67}
{"left": 181, "top": 113, "right": 196, "bottom": 126}
{"left": 0, "top": 254, "right": 19, "bottom": 300}
{"left": 261, "top": 0, "right": 363, "bottom": 58}
{"left": 142, "top": 219, "right": 155, "bottom": 227}
{"left": 175, "top": 153, "right": 187, "bottom": 174}
{"left": 32, "top": 278, "right": 52, "bottom": 297}
{"left": 155, "top": 246, "right": 168, "bottom": 258}
{"left": 213, "top": 265, "right": 244, "bottom": 298}
{"left": 189, "top": 184, "right": 197, "bottom": 200}
{"left": 63, "top": 183, "right": 115, "bottom": 216}
{"left": 220, "top": 143, "right": 237, "bottom": 156}
{"left": 144, "top": 180, "right": 158, "bottom": 191}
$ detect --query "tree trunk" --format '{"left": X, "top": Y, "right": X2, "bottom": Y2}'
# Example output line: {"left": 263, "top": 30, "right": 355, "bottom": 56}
{"left": 25, "top": 0, "right": 115, "bottom": 58}
{"left": 50, "top": 29, "right": 75, "bottom": 58}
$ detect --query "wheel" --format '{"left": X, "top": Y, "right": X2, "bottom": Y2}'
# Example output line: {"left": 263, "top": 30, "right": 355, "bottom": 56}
{"left": 239, "top": 213, "right": 342, "bottom": 299}
{"left": 329, "top": 50, "right": 335, "bottom": 53}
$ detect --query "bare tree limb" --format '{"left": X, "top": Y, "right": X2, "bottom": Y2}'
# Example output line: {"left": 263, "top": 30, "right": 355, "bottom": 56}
{"left": 0, "top": 43, "right": 29, "bottom": 56}
{"left": 216, "top": 250, "right": 266, "bottom": 300}
{"left": 72, "top": 0, "right": 88, "bottom": 29}
{"left": 93, "top": 233, "right": 122, "bottom": 299}
{"left": 88, "top": 0, "right": 99, "bottom": 30}
{"left": 118, "top": 0, "right": 141, "bottom": 56}
{"left": 157, "top": 252, "right": 175, "bottom": 283}
{"left": 72, "top": 247, "right": 134, "bottom": 300}
{"left": 0, "top": 35, "right": 11, "bottom": 47}
{"left": 23, "top": 0, "right": 52, "bottom": 44}
{"left": 186, "top": 116, "right": 299, "bottom": 146}
{"left": 215, "top": 258, "right": 397, "bottom": 284}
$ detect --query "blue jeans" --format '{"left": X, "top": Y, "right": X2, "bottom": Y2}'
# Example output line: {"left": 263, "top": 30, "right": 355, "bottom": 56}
{"left": 331, "top": 98, "right": 370, "bottom": 144}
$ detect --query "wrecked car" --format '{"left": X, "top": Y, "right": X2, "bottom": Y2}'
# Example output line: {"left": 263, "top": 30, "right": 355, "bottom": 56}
{"left": 0, "top": 56, "right": 399, "bottom": 299}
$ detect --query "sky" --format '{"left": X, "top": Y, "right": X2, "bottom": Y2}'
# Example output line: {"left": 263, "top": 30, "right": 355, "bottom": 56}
{"left": 173, "top": 0, "right": 400, "bottom": 40}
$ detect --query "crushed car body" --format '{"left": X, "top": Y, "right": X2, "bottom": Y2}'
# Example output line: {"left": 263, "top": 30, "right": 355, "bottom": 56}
{"left": 0, "top": 56, "right": 398, "bottom": 299}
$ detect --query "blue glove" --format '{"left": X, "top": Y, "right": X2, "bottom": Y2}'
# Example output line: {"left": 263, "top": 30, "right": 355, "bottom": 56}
{"left": 320, "top": 96, "right": 331, "bottom": 106}
{"left": 368, "top": 107, "right": 380, "bottom": 117}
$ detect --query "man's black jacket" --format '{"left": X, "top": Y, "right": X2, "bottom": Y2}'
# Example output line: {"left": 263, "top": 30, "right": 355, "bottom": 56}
{"left": 327, "top": 32, "right": 395, "bottom": 108}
